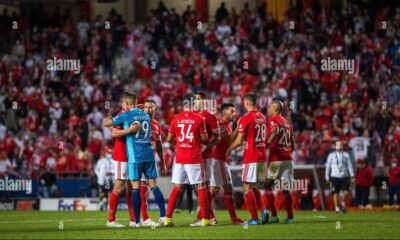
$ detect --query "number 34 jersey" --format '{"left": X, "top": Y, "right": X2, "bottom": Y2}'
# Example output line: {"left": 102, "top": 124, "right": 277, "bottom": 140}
{"left": 168, "top": 111, "right": 207, "bottom": 164}
{"left": 267, "top": 114, "right": 294, "bottom": 162}
{"left": 112, "top": 108, "right": 155, "bottom": 164}
{"left": 238, "top": 110, "right": 267, "bottom": 163}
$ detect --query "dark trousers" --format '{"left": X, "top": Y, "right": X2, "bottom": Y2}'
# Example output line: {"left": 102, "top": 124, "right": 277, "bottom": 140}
{"left": 388, "top": 184, "right": 400, "bottom": 205}
{"left": 355, "top": 185, "right": 370, "bottom": 206}
{"left": 176, "top": 184, "right": 193, "bottom": 212}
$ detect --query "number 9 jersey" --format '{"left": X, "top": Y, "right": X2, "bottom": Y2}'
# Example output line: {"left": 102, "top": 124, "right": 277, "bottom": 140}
{"left": 111, "top": 108, "right": 155, "bottom": 164}
{"left": 267, "top": 114, "right": 294, "bottom": 162}
{"left": 237, "top": 110, "right": 267, "bottom": 163}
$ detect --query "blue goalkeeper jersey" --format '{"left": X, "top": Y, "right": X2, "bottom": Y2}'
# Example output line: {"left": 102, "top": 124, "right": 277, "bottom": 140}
{"left": 111, "top": 108, "right": 155, "bottom": 164}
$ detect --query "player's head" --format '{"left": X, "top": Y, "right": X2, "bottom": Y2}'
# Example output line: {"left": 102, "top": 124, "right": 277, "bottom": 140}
{"left": 268, "top": 100, "right": 284, "bottom": 116}
{"left": 243, "top": 92, "right": 257, "bottom": 111}
{"left": 194, "top": 91, "right": 207, "bottom": 111}
{"left": 183, "top": 93, "right": 195, "bottom": 111}
{"left": 121, "top": 92, "right": 137, "bottom": 110}
{"left": 335, "top": 140, "right": 343, "bottom": 151}
{"left": 144, "top": 99, "right": 157, "bottom": 119}
{"left": 221, "top": 103, "right": 235, "bottom": 121}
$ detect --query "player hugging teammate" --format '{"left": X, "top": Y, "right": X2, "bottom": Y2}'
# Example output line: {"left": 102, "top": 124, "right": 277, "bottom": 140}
{"left": 103, "top": 91, "right": 295, "bottom": 228}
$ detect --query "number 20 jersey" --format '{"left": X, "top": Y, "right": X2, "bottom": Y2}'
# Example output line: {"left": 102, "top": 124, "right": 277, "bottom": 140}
{"left": 267, "top": 114, "right": 293, "bottom": 162}
{"left": 237, "top": 110, "right": 267, "bottom": 163}
{"left": 168, "top": 111, "right": 207, "bottom": 164}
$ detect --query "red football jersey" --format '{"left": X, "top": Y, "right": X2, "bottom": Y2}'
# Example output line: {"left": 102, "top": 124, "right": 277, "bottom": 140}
{"left": 168, "top": 111, "right": 207, "bottom": 164}
{"left": 212, "top": 118, "right": 232, "bottom": 163}
{"left": 113, "top": 110, "right": 127, "bottom": 162}
{"left": 267, "top": 114, "right": 294, "bottom": 162}
{"left": 195, "top": 110, "right": 220, "bottom": 159}
{"left": 237, "top": 110, "right": 267, "bottom": 163}
{"left": 151, "top": 119, "right": 162, "bottom": 152}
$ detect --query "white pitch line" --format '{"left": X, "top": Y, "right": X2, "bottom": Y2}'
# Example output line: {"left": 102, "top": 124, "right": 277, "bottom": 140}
{"left": 296, "top": 215, "right": 327, "bottom": 219}
{"left": 0, "top": 218, "right": 130, "bottom": 224}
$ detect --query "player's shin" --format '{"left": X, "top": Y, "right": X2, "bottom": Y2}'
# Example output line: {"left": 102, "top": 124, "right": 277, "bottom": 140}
{"left": 108, "top": 191, "right": 120, "bottom": 222}
{"left": 132, "top": 188, "right": 141, "bottom": 224}
{"left": 264, "top": 189, "right": 277, "bottom": 217}
{"left": 151, "top": 186, "right": 166, "bottom": 217}
{"left": 197, "top": 187, "right": 209, "bottom": 220}
{"left": 253, "top": 187, "right": 265, "bottom": 210}
{"left": 244, "top": 190, "right": 258, "bottom": 220}
{"left": 166, "top": 186, "right": 181, "bottom": 218}
{"left": 223, "top": 192, "right": 238, "bottom": 221}
{"left": 284, "top": 191, "right": 294, "bottom": 219}
{"left": 126, "top": 190, "right": 135, "bottom": 222}
{"left": 140, "top": 184, "right": 149, "bottom": 221}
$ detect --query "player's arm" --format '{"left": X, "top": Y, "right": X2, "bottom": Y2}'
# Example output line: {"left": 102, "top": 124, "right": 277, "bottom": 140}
{"left": 156, "top": 139, "right": 167, "bottom": 175}
{"left": 111, "top": 124, "right": 141, "bottom": 138}
{"left": 290, "top": 130, "right": 295, "bottom": 152}
{"left": 226, "top": 132, "right": 245, "bottom": 156}
{"left": 266, "top": 126, "right": 278, "bottom": 148}
{"left": 325, "top": 154, "right": 332, "bottom": 182}
{"left": 229, "top": 128, "right": 238, "bottom": 144}
{"left": 202, "top": 128, "right": 220, "bottom": 152}
{"left": 103, "top": 118, "right": 113, "bottom": 127}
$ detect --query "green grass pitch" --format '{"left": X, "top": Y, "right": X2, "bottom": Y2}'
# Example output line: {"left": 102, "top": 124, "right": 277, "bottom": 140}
{"left": 0, "top": 210, "right": 399, "bottom": 239}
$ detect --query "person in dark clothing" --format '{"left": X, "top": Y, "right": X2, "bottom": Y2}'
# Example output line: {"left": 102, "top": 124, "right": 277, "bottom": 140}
{"left": 175, "top": 184, "right": 194, "bottom": 214}
{"left": 355, "top": 159, "right": 374, "bottom": 208}
{"left": 215, "top": 2, "right": 229, "bottom": 23}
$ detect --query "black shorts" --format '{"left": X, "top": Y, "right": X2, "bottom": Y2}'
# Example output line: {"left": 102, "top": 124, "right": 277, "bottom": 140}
{"left": 330, "top": 177, "right": 351, "bottom": 193}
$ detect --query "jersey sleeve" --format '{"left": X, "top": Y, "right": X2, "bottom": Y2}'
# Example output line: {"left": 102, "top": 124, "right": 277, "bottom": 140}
{"left": 199, "top": 117, "right": 207, "bottom": 136}
{"left": 168, "top": 118, "right": 176, "bottom": 136}
{"left": 112, "top": 113, "right": 125, "bottom": 126}
{"left": 210, "top": 114, "right": 220, "bottom": 133}
{"left": 156, "top": 122, "right": 162, "bottom": 141}
{"left": 267, "top": 118, "right": 278, "bottom": 132}
{"left": 237, "top": 116, "right": 248, "bottom": 134}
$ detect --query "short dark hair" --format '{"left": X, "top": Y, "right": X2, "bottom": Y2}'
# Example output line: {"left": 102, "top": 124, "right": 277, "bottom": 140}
{"left": 145, "top": 99, "right": 156, "bottom": 105}
{"left": 121, "top": 92, "right": 137, "bottom": 104}
{"left": 221, "top": 103, "right": 235, "bottom": 111}
{"left": 243, "top": 92, "right": 257, "bottom": 106}
{"left": 194, "top": 91, "right": 207, "bottom": 99}
{"left": 183, "top": 93, "right": 194, "bottom": 103}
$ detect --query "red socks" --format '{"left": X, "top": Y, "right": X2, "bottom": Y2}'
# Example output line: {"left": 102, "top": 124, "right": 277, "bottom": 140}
{"left": 224, "top": 192, "right": 238, "bottom": 221}
{"left": 108, "top": 191, "right": 119, "bottom": 222}
{"left": 244, "top": 190, "right": 258, "bottom": 220}
{"left": 140, "top": 185, "right": 149, "bottom": 221}
{"left": 166, "top": 187, "right": 181, "bottom": 218}
{"left": 264, "top": 189, "right": 277, "bottom": 217}
{"left": 197, "top": 187, "right": 208, "bottom": 219}
{"left": 252, "top": 187, "right": 264, "bottom": 210}
{"left": 126, "top": 190, "right": 135, "bottom": 222}
{"left": 284, "top": 192, "right": 294, "bottom": 219}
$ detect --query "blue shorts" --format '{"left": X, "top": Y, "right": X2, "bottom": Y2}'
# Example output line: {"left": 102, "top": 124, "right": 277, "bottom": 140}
{"left": 128, "top": 162, "right": 158, "bottom": 181}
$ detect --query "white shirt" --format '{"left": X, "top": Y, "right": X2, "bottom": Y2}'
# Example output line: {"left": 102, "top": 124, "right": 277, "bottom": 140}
{"left": 94, "top": 155, "right": 113, "bottom": 185}
{"left": 349, "top": 137, "right": 370, "bottom": 160}
{"left": 325, "top": 151, "right": 354, "bottom": 179}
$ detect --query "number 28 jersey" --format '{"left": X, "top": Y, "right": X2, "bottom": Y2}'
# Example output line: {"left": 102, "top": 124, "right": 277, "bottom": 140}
{"left": 267, "top": 114, "right": 293, "bottom": 162}
{"left": 238, "top": 110, "right": 267, "bottom": 163}
{"left": 168, "top": 111, "right": 207, "bottom": 164}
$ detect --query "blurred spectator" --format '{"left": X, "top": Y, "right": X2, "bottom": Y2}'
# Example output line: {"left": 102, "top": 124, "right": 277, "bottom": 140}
{"left": 388, "top": 158, "right": 400, "bottom": 207}
{"left": 355, "top": 159, "right": 374, "bottom": 208}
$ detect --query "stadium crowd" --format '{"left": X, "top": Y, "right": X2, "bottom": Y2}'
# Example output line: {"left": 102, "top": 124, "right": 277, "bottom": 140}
{"left": 0, "top": 1, "right": 399, "bottom": 201}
